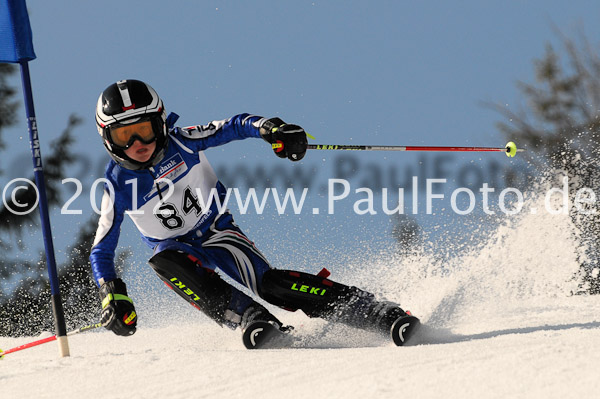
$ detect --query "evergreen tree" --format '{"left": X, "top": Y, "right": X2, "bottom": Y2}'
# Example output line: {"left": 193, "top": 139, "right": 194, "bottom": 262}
{"left": 0, "top": 64, "right": 19, "bottom": 149}
{"left": 0, "top": 65, "right": 129, "bottom": 336}
{"left": 492, "top": 32, "right": 600, "bottom": 293}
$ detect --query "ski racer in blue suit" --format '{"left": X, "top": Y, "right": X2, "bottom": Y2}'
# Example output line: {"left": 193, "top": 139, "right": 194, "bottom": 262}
{"left": 91, "top": 79, "right": 418, "bottom": 347}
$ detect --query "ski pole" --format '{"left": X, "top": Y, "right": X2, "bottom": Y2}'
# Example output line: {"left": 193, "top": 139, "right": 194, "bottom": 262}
{"left": 301, "top": 141, "right": 523, "bottom": 157}
{"left": 0, "top": 322, "right": 102, "bottom": 359}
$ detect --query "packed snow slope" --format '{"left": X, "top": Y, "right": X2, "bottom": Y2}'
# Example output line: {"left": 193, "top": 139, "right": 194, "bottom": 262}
{"left": 2, "top": 195, "right": 600, "bottom": 399}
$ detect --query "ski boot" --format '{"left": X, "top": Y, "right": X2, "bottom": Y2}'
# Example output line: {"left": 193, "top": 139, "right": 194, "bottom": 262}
{"left": 241, "top": 304, "right": 293, "bottom": 349}
{"left": 326, "top": 289, "right": 421, "bottom": 346}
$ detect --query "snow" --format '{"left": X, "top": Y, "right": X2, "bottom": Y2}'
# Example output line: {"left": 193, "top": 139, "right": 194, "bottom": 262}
{"left": 2, "top": 196, "right": 600, "bottom": 399}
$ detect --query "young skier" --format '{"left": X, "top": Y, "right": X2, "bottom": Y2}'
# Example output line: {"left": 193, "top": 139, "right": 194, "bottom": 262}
{"left": 91, "top": 79, "right": 419, "bottom": 348}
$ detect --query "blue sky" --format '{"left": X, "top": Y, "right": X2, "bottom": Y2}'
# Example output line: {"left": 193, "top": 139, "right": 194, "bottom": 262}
{"left": 2, "top": 1, "right": 600, "bottom": 273}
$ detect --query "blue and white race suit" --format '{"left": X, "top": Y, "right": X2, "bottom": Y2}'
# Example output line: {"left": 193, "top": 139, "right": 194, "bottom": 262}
{"left": 90, "top": 113, "right": 273, "bottom": 299}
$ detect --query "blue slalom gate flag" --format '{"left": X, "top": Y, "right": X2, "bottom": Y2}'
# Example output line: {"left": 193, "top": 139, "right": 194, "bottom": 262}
{"left": 0, "top": 0, "right": 36, "bottom": 63}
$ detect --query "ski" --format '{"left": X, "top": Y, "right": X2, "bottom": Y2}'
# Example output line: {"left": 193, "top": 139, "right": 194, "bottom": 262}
{"left": 242, "top": 312, "right": 421, "bottom": 349}
{"left": 390, "top": 315, "right": 421, "bottom": 346}
{"left": 242, "top": 321, "right": 294, "bottom": 349}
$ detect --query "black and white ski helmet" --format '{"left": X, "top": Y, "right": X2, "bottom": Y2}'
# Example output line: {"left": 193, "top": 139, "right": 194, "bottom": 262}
{"left": 96, "top": 79, "right": 168, "bottom": 170}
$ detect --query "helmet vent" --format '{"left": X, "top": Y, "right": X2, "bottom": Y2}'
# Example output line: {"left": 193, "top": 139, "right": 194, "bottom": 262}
{"left": 117, "top": 80, "right": 133, "bottom": 108}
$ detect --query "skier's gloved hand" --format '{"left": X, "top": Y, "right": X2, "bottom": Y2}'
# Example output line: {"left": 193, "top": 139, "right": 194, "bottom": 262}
{"left": 260, "top": 117, "right": 308, "bottom": 161}
{"left": 99, "top": 278, "right": 137, "bottom": 336}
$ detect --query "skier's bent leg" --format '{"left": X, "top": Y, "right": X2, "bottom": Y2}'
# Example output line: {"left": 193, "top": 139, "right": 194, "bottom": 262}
{"left": 148, "top": 250, "right": 282, "bottom": 330}
{"left": 259, "top": 268, "right": 409, "bottom": 335}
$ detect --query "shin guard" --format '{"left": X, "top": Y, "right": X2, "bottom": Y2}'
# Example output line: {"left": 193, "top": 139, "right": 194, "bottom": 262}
{"left": 148, "top": 250, "right": 240, "bottom": 327}
{"left": 260, "top": 268, "right": 408, "bottom": 334}
{"left": 259, "top": 268, "right": 342, "bottom": 316}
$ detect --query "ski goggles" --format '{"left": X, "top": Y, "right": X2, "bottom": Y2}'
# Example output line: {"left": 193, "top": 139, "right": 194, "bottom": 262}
{"left": 108, "top": 119, "right": 157, "bottom": 149}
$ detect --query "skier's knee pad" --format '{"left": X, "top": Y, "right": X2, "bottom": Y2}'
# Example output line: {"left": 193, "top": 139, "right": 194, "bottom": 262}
{"left": 259, "top": 268, "right": 357, "bottom": 317}
{"left": 148, "top": 250, "right": 233, "bottom": 325}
